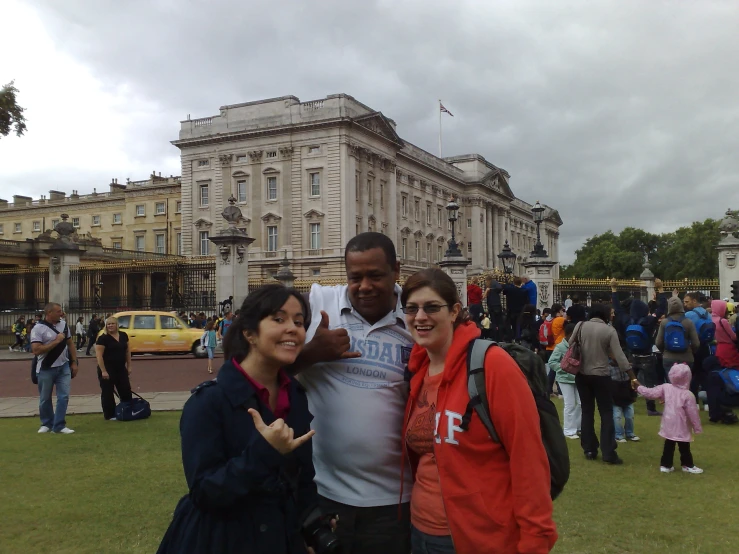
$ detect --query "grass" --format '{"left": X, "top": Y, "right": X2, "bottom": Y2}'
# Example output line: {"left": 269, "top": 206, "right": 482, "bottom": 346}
{"left": 1, "top": 404, "right": 738, "bottom": 554}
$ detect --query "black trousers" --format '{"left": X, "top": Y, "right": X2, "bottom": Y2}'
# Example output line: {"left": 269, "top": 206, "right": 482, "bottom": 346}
{"left": 97, "top": 366, "right": 132, "bottom": 420}
{"left": 76, "top": 334, "right": 86, "bottom": 350}
{"left": 633, "top": 354, "right": 659, "bottom": 412}
{"left": 661, "top": 439, "right": 694, "bottom": 468}
{"left": 488, "top": 308, "right": 503, "bottom": 342}
{"left": 691, "top": 344, "right": 710, "bottom": 397}
{"left": 575, "top": 373, "right": 617, "bottom": 460}
{"left": 318, "top": 496, "right": 410, "bottom": 554}
{"left": 86, "top": 337, "right": 96, "bottom": 356}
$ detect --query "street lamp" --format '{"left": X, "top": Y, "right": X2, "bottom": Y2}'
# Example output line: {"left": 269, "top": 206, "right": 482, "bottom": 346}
{"left": 530, "top": 200, "right": 548, "bottom": 258}
{"left": 497, "top": 240, "right": 517, "bottom": 275}
{"left": 445, "top": 196, "right": 462, "bottom": 257}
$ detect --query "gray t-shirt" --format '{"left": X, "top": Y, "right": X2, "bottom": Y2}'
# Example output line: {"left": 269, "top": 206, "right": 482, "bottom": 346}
{"left": 30, "top": 320, "right": 71, "bottom": 370}
{"left": 300, "top": 284, "right": 414, "bottom": 507}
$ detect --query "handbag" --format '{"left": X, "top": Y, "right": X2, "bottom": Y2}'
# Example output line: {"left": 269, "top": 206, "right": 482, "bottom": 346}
{"left": 115, "top": 391, "right": 152, "bottom": 421}
{"left": 561, "top": 322, "right": 585, "bottom": 375}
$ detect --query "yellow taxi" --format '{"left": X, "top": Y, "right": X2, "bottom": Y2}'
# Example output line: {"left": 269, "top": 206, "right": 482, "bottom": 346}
{"left": 102, "top": 311, "right": 208, "bottom": 358}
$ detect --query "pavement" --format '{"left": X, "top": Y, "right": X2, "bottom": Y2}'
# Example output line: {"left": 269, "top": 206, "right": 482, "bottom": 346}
{"left": 0, "top": 391, "right": 192, "bottom": 418}
{"left": 0, "top": 349, "right": 220, "bottom": 418}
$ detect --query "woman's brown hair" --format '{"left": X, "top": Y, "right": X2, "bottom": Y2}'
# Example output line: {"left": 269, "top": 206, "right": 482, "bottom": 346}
{"left": 401, "top": 268, "right": 469, "bottom": 327}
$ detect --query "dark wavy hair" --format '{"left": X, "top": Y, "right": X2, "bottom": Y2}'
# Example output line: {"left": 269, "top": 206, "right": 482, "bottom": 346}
{"left": 222, "top": 284, "right": 311, "bottom": 363}
{"left": 401, "top": 268, "right": 469, "bottom": 327}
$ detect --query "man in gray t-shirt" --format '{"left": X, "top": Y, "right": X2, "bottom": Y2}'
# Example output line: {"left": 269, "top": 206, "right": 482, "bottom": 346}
{"left": 295, "top": 232, "right": 412, "bottom": 554}
{"left": 31, "top": 303, "right": 78, "bottom": 434}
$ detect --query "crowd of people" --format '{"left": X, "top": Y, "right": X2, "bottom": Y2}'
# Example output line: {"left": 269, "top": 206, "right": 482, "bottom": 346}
{"left": 25, "top": 231, "right": 739, "bottom": 553}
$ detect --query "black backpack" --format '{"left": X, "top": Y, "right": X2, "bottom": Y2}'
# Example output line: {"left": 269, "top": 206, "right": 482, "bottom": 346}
{"left": 460, "top": 339, "right": 570, "bottom": 500}
{"left": 30, "top": 321, "right": 69, "bottom": 385}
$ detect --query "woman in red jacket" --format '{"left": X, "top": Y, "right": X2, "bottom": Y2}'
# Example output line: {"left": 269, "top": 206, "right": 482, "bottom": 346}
{"left": 400, "top": 268, "right": 557, "bottom": 554}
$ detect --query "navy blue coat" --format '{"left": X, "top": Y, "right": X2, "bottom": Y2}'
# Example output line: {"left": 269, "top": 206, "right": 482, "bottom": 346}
{"left": 157, "top": 360, "right": 317, "bottom": 554}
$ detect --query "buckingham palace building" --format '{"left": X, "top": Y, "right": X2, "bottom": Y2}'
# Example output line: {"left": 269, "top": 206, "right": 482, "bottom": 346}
{"left": 172, "top": 93, "right": 562, "bottom": 280}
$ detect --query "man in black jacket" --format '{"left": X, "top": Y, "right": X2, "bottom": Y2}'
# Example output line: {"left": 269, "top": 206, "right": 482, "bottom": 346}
{"left": 85, "top": 316, "right": 101, "bottom": 356}
{"left": 484, "top": 276, "right": 503, "bottom": 342}
{"left": 503, "top": 276, "right": 529, "bottom": 342}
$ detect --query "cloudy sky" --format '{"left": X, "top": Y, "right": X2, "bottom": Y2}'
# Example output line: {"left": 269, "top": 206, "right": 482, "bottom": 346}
{"left": 2, "top": 0, "right": 738, "bottom": 263}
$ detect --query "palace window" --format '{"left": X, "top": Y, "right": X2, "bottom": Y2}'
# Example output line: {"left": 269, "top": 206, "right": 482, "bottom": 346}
{"left": 155, "top": 233, "right": 165, "bottom": 254}
{"left": 199, "top": 231, "right": 210, "bottom": 255}
{"left": 267, "top": 177, "right": 277, "bottom": 201}
{"left": 199, "top": 185, "right": 209, "bottom": 207}
{"left": 237, "top": 180, "right": 247, "bottom": 203}
{"left": 310, "top": 223, "right": 321, "bottom": 250}
{"left": 156, "top": 202, "right": 166, "bottom": 215}
{"left": 113, "top": 213, "right": 122, "bottom": 224}
{"left": 92, "top": 215, "right": 100, "bottom": 226}
{"left": 310, "top": 172, "right": 321, "bottom": 197}
{"left": 267, "top": 226, "right": 278, "bottom": 251}
{"left": 136, "top": 204, "right": 145, "bottom": 216}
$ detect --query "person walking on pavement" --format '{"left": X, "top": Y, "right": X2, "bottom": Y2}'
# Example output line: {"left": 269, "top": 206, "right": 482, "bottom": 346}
{"left": 11, "top": 316, "right": 25, "bottom": 351}
{"left": 75, "top": 316, "right": 86, "bottom": 351}
{"left": 503, "top": 276, "right": 529, "bottom": 342}
{"left": 86, "top": 316, "right": 101, "bottom": 356}
{"left": 95, "top": 316, "right": 133, "bottom": 421}
{"left": 31, "top": 302, "right": 78, "bottom": 434}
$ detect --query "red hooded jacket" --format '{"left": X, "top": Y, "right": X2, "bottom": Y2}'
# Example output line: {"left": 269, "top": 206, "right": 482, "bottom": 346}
{"left": 401, "top": 321, "right": 557, "bottom": 554}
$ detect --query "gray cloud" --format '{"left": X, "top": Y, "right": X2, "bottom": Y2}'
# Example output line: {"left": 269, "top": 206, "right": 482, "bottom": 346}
{"left": 12, "top": 0, "right": 739, "bottom": 261}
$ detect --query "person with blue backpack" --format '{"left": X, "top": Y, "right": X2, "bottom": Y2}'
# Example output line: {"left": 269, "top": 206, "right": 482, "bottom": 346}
{"left": 611, "top": 281, "right": 662, "bottom": 415}
{"left": 656, "top": 297, "right": 700, "bottom": 382}
{"left": 683, "top": 292, "right": 716, "bottom": 397}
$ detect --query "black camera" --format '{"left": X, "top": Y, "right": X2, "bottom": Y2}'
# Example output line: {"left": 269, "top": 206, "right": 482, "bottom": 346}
{"left": 301, "top": 507, "right": 341, "bottom": 554}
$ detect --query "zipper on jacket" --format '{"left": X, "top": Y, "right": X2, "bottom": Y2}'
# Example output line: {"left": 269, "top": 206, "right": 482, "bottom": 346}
{"left": 430, "top": 383, "right": 456, "bottom": 549}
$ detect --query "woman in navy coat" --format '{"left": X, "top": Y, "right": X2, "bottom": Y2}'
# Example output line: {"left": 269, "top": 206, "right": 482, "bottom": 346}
{"left": 157, "top": 285, "right": 319, "bottom": 554}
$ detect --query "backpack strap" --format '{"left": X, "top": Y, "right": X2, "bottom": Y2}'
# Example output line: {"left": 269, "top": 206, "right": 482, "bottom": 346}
{"left": 460, "top": 338, "right": 502, "bottom": 445}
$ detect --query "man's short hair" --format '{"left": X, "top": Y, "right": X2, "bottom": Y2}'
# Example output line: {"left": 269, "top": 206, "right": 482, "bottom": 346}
{"left": 513, "top": 276, "right": 522, "bottom": 286}
{"left": 685, "top": 291, "right": 701, "bottom": 302}
{"left": 43, "top": 302, "right": 61, "bottom": 314}
{"left": 551, "top": 303, "right": 563, "bottom": 314}
{"left": 344, "top": 232, "right": 397, "bottom": 269}
{"left": 542, "top": 308, "right": 552, "bottom": 316}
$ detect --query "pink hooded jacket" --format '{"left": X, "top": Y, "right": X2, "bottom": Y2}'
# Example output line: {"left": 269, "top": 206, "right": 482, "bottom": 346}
{"left": 637, "top": 364, "right": 702, "bottom": 442}
{"left": 711, "top": 300, "right": 736, "bottom": 344}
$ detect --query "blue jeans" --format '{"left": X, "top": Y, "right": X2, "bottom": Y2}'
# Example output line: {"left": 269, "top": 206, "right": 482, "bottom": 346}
{"left": 38, "top": 362, "right": 71, "bottom": 432}
{"left": 411, "top": 525, "right": 455, "bottom": 554}
{"left": 613, "top": 404, "right": 635, "bottom": 440}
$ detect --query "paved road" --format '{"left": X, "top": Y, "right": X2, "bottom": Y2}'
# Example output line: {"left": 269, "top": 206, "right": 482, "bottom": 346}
{"left": 0, "top": 353, "right": 222, "bottom": 398}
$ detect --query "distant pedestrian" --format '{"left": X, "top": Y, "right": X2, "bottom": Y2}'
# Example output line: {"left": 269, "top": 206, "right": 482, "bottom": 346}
{"left": 637, "top": 363, "right": 703, "bottom": 474}
{"left": 31, "top": 303, "right": 77, "bottom": 434}
{"left": 550, "top": 323, "right": 581, "bottom": 439}
{"left": 75, "top": 317, "right": 86, "bottom": 351}
{"left": 217, "top": 311, "right": 233, "bottom": 342}
{"left": 480, "top": 312, "right": 491, "bottom": 339}
{"left": 484, "top": 276, "right": 503, "bottom": 341}
{"left": 95, "top": 317, "right": 132, "bottom": 421}
{"left": 564, "top": 295, "right": 573, "bottom": 311}
{"left": 10, "top": 316, "right": 25, "bottom": 351}
{"left": 201, "top": 321, "right": 217, "bottom": 374}
{"left": 86, "top": 316, "right": 101, "bottom": 356}
{"left": 467, "top": 281, "right": 483, "bottom": 324}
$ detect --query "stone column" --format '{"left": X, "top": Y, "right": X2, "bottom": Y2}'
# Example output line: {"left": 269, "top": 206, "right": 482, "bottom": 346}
{"left": 440, "top": 254, "right": 472, "bottom": 306}
{"left": 45, "top": 215, "right": 84, "bottom": 309}
{"left": 640, "top": 259, "right": 656, "bottom": 302}
{"left": 15, "top": 276, "right": 25, "bottom": 307}
{"left": 486, "top": 204, "right": 493, "bottom": 269}
{"left": 210, "top": 196, "right": 256, "bottom": 308}
{"left": 717, "top": 210, "right": 739, "bottom": 299}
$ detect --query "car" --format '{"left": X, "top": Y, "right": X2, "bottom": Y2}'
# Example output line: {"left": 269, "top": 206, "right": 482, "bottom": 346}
{"left": 99, "top": 311, "right": 208, "bottom": 358}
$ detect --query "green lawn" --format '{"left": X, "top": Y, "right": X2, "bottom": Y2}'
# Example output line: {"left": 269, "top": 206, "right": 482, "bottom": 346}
{"left": 1, "top": 404, "right": 737, "bottom": 553}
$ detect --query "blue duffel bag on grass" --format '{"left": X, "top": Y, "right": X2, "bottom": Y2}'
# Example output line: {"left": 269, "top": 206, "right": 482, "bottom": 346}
{"left": 718, "top": 369, "right": 739, "bottom": 395}
{"left": 115, "top": 391, "right": 152, "bottom": 421}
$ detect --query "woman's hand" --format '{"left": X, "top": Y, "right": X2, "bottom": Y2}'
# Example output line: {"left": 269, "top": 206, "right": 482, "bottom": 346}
{"left": 248, "top": 409, "right": 315, "bottom": 455}
{"left": 101, "top": 370, "right": 110, "bottom": 380}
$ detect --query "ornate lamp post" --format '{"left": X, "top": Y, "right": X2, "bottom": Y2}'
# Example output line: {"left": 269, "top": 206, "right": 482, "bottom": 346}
{"left": 530, "top": 200, "right": 548, "bottom": 258}
{"left": 445, "top": 196, "right": 462, "bottom": 257}
{"left": 274, "top": 250, "right": 295, "bottom": 288}
{"left": 497, "top": 240, "right": 517, "bottom": 276}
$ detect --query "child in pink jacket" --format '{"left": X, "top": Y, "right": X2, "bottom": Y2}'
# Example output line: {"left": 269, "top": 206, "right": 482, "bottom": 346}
{"left": 637, "top": 363, "right": 704, "bottom": 474}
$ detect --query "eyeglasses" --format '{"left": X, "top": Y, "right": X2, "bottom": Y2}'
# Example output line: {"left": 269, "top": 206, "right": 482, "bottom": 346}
{"left": 401, "top": 304, "right": 449, "bottom": 315}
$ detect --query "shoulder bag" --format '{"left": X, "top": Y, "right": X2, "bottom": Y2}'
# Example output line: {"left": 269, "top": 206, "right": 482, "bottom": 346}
{"left": 560, "top": 322, "right": 584, "bottom": 375}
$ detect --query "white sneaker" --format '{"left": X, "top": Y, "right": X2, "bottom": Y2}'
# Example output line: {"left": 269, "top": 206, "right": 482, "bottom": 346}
{"left": 564, "top": 434, "right": 579, "bottom": 440}
{"left": 682, "top": 466, "right": 703, "bottom": 474}
{"left": 8, "top": 346, "right": 12, "bottom": 351}
{"left": 704, "top": 404, "right": 710, "bottom": 412}
{"left": 660, "top": 466, "right": 674, "bottom": 473}
{"left": 629, "top": 436, "right": 640, "bottom": 442}
{"left": 53, "top": 427, "right": 75, "bottom": 434}
{"left": 109, "top": 418, "right": 117, "bottom": 421}
{"left": 37, "top": 426, "right": 50, "bottom": 434}
{"left": 616, "top": 438, "right": 627, "bottom": 443}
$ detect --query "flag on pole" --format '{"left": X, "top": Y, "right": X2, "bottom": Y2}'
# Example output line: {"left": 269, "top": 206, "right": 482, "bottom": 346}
{"left": 440, "top": 102, "right": 454, "bottom": 117}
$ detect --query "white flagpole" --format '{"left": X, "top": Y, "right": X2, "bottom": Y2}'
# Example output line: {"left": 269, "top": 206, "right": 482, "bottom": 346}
{"left": 438, "top": 99, "right": 442, "bottom": 158}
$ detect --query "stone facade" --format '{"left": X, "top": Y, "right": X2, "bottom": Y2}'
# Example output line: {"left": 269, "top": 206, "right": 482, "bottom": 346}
{"left": 173, "top": 94, "right": 562, "bottom": 280}
{"left": 0, "top": 175, "right": 182, "bottom": 256}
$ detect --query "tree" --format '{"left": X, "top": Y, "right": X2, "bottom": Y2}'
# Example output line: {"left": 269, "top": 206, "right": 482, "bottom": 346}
{"left": 563, "top": 220, "right": 721, "bottom": 279}
{"left": 0, "top": 81, "right": 27, "bottom": 139}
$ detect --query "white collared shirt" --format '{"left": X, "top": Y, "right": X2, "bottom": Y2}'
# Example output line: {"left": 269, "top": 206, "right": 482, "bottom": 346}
{"left": 301, "top": 283, "right": 414, "bottom": 507}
